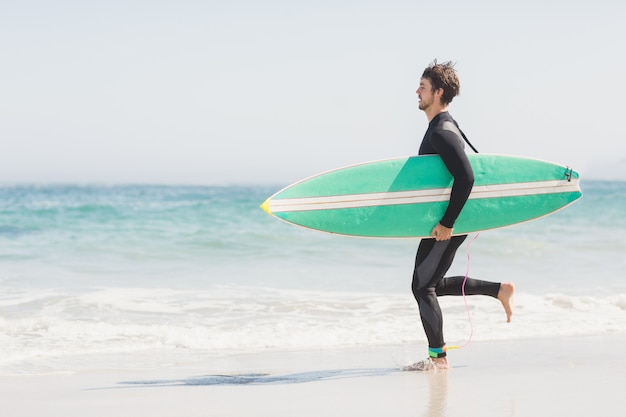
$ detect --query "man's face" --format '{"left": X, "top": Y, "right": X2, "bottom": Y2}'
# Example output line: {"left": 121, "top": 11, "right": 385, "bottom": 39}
{"left": 416, "top": 78, "right": 436, "bottom": 111}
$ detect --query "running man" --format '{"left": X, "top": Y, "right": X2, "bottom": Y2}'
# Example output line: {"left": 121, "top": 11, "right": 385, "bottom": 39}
{"left": 406, "top": 60, "right": 515, "bottom": 371}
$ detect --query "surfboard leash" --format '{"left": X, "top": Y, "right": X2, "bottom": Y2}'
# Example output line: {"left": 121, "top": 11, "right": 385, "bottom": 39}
{"left": 445, "top": 232, "right": 480, "bottom": 352}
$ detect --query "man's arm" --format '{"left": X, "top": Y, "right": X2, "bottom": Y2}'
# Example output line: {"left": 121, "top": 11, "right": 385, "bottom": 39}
{"left": 430, "top": 128, "right": 474, "bottom": 239}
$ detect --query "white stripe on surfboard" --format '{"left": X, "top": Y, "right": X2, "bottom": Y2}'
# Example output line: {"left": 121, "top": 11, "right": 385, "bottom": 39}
{"left": 269, "top": 179, "right": 581, "bottom": 213}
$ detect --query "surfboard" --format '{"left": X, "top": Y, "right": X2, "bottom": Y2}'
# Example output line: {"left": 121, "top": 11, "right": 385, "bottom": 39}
{"left": 260, "top": 154, "right": 582, "bottom": 238}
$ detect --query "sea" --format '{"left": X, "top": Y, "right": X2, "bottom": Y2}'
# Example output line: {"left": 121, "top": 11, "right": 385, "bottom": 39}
{"left": 1, "top": 180, "right": 625, "bottom": 376}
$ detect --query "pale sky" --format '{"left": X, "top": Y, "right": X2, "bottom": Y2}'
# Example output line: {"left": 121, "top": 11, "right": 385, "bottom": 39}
{"left": 1, "top": 0, "right": 625, "bottom": 185}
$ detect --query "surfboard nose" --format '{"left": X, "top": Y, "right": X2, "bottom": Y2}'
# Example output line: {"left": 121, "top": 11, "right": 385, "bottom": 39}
{"left": 260, "top": 199, "right": 272, "bottom": 216}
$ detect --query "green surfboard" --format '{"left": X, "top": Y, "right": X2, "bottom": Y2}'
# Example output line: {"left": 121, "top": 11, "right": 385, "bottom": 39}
{"left": 261, "top": 154, "right": 582, "bottom": 238}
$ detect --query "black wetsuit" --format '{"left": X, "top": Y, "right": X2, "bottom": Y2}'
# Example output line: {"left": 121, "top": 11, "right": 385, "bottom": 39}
{"left": 412, "top": 112, "right": 500, "bottom": 358}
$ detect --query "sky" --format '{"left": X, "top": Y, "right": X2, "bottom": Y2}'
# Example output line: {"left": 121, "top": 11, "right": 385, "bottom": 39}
{"left": 1, "top": 0, "right": 625, "bottom": 185}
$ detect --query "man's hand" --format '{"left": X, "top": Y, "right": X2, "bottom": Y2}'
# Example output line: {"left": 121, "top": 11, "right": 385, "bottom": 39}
{"left": 431, "top": 223, "right": 453, "bottom": 241}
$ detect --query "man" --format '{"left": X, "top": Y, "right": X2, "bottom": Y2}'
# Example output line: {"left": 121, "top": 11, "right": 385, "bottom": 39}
{"left": 407, "top": 60, "right": 515, "bottom": 371}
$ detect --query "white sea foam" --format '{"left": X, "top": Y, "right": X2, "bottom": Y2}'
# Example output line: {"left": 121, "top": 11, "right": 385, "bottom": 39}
{"left": 1, "top": 285, "right": 624, "bottom": 375}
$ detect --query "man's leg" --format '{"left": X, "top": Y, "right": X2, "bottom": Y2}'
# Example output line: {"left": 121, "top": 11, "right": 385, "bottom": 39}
{"left": 436, "top": 275, "right": 515, "bottom": 322}
{"left": 411, "top": 235, "right": 468, "bottom": 365}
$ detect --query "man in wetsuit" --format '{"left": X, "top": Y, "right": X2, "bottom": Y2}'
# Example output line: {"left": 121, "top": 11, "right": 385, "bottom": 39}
{"left": 406, "top": 60, "right": 515, "bottom": 371}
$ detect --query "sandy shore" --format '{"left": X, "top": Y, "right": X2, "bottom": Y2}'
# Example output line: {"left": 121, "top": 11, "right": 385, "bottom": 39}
{"left": 2, "top": 333, "right": 624, "bottom": 417}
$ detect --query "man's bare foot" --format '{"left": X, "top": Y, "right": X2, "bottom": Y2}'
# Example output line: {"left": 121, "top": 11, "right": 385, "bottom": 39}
{"left": 432, "top": 356, "right": 449, "bottom": 370}
{"left": 498, "top": 282, "right": 515, "bottom": 323}
{"left": 403, "top": 356, "right": 449, "bottom": 371}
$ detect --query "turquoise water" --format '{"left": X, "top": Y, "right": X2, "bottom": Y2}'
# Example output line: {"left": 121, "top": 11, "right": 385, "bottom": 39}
{"left": 0, "top": 181, "right": 624, "bottom": 375}
{"left": 1, "top": 181, "right": 624, "bottom": 292}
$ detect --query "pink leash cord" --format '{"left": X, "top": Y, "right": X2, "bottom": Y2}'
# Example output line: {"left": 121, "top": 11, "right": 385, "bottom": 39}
{"left": 446, "top": 232, "right": 480, "bottom": 352}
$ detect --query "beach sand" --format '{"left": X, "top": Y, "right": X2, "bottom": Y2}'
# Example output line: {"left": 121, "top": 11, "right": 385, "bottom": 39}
{"left": 2, "top": 334, "right": 624, "bottom": 417}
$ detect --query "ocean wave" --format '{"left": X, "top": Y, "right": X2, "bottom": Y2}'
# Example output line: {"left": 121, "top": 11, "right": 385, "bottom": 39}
{"left": 1, "top": 286, "right": 624, "bottom": 375}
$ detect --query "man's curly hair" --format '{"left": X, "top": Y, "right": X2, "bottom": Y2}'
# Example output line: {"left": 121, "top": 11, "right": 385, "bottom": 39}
{"left": 421, "top": 60, "right": 460, "bottom": 106}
